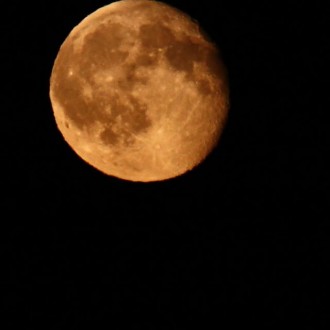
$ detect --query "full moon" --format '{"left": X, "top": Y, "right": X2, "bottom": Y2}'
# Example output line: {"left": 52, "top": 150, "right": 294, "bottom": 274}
{"left": 49, "top": 0, "right": 229, "bottom": 182}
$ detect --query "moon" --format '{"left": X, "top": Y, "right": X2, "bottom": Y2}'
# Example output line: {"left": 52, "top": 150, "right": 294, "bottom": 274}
{"left": 49, "top": 0, "right": 230, "bottom": 182}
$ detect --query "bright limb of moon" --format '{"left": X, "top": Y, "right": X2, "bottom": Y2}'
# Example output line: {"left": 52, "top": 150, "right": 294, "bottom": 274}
{"left": 49, "top": 0, "right": 230, "bottom": 182}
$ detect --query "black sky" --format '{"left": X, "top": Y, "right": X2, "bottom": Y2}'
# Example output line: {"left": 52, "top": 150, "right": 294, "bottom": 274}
{"left": 4, "top": 0, "right": 329, "bottom": 327}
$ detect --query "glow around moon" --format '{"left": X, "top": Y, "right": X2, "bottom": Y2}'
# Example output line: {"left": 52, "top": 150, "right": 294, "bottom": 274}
{"left": 49, "top": 0, "right": 230, "bottom": 182}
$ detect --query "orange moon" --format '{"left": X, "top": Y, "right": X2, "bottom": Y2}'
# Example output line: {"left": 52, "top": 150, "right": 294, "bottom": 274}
{"left": 49, "top": 0, "right": 230, "bottom": 182}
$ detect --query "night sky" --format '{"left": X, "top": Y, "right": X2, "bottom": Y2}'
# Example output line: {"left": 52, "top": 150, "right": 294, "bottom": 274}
{"left": 4, "top": 1, "right": 328, "bottom": 327}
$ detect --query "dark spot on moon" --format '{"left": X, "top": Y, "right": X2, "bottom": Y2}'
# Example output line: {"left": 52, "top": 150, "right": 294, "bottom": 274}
{"left": 99, "top": 94, "right": 152, "bottom": 147}
{"left": 52, "top": 19, "right": 153, "bottom": 138}
{"left": 53, "top": 59, "right": 111, "bottom": 130}
{"left": 52, "top": 72, "right": 93, "bottom": 130}
{"left": 135, "top": 53, "right": 158, "bottom": 67}
{"left": 116, "top": 65, "right": 148, "bottom": 91}
{"left": 140, "top": 23, "right": 174, "bottom": 50}
{"left": 139, "top": 22, "right": 217, "bottom": 78}
{"left": 55, "top": 73, "right": 151, "bottom": 146}
{"left": 165, "top": 40, "right": 205, "bottom": 73}
{"left": 127, "top": 97, "right": 151, "bottom": 133}
{"left": 99, "top": 125, "right": 120, "bottom": 145}
{"left": 195, "top": 79, "right": 212, "bottom": 95}
{"left": 204, "top": 47, "right": 226, "bottom": 78}
{"left": 80, "top": 22, "right": 130, "bottom": 71}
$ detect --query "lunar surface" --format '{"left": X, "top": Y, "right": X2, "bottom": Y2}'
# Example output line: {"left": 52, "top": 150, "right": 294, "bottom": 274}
{"left": 49, "top": 0, "right": 230, "bottom": 182}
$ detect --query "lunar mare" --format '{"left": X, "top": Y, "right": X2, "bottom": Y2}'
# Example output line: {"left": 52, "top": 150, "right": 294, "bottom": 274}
{"left": 50, "top": 0, "right": 230, "bottom": 182}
